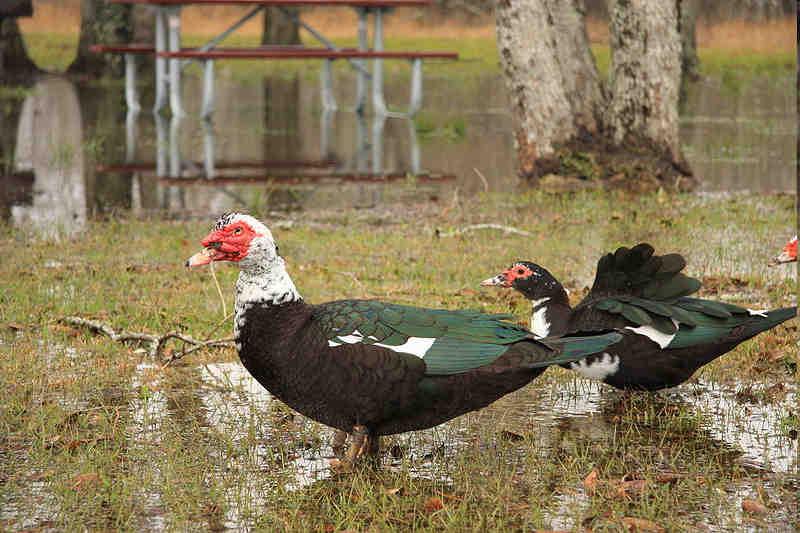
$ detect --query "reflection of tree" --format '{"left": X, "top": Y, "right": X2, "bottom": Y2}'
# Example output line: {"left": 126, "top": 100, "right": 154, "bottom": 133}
{"left": 76, "top": 83, "right": 132, "bottom": 211}
{"left": 0, "top": 17, "right": 38, "bottom": 79}
{"left": 0, "top": 86, "right": 31, "bottom": 220}
{"left": 12, "top": 76, "right": 87, "bottom": 239}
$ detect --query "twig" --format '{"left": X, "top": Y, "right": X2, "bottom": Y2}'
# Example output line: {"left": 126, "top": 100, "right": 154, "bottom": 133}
{"left": 59, "top": 316, "right": 234, "bottom": 361}
{"left": 473, "top": 167, "right": 489, "bottom": 193}
{"left": 435, "top": 224, "right": 534, "bottom": 238}
{"left": 209, "top": 261, "right": 227, "bottom": 318}
{"left": 203, "top": 311, "right": 235, "bottom": 342}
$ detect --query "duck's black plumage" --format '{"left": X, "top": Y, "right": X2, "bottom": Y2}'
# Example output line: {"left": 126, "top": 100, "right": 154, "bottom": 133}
{"left": 188, "top": 213, "right": 625, "bottom": 458}
{"left": 482, "top": 243, "right": 796, "bottom": 390}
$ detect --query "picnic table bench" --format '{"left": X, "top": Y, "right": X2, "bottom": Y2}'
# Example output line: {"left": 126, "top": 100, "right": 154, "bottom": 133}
{"left": 95, "top": 0, "right": 458, "bottom": 117}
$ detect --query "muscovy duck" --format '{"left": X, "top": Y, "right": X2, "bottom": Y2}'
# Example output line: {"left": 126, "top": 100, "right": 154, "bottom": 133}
{"left": 770, "top": 235, "right": 797, "bottom": 265}
{"left": 481, "top": 243, "right": 796, "bottom": 391}
{"left": 186, "top": 213, "right": 624, "bottom": 462}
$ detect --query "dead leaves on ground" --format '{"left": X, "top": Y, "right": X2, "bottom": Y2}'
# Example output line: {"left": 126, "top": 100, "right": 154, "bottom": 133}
{"left": 583, "top": 469, "right": 705, "bottom": 500}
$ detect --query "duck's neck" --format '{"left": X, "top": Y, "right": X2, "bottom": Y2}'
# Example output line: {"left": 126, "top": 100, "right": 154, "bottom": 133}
{"left": 234, "top": 258, "right": 302, "bottom": 344}
{"left": 529, "top": 286, "right": 571, "bottom": 338}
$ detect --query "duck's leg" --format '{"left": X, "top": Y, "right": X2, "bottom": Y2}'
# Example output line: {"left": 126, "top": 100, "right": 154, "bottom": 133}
{"left": 344, "top": 425, "right": 373, "bottom": 463}
{"left": 331, "top": 429, "right": 348, "bottom": 457}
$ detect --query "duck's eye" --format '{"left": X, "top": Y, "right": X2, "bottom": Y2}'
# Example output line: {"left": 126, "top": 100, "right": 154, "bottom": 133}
{"left": 232, "top": 227, "right": 243, "bottom": 235}
{"left": 516, "top": 268, "right": 525, "bottom": 275}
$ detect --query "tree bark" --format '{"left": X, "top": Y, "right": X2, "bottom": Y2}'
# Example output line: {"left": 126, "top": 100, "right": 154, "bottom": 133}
{"left": 495, "top": 0, "right": 604, "bottom": 177}
{"left": 495, "top": 0, "right": 691, "bottom": 188}
{"left": 262, "top": 7, "right": 301, "bottom": 45}
{"left": 678, "top": 0, "right": 700, "bottom": 82}
{"left": 68, "top": 0, "right": 134, "bottom": 76}
{"left": 0, "top": 18, "right": 39, "bottom": 80}
{"left": 606, "top": 0, "right": 682, "bottom": 163}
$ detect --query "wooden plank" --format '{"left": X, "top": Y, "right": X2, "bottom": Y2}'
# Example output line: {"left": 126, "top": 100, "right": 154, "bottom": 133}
{"left": 158, "top": 49, "right": 458, "bottom": 59}
{"left": 157, "top": 173, "right": 455, "bottom": 184}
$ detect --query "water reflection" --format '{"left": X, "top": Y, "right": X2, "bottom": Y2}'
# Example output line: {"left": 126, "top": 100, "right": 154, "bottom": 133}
{"left": 0, "top": 71, "right": 794, "bottom": 223}
{"left": 8, "top": 75, "right": 87, "bottom": 239}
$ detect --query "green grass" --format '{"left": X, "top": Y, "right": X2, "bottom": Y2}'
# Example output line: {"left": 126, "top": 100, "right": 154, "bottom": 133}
{"left": 19, "top": 31, "right": 793, "bottom": 84}
{"left": 0, "top": 190, "right": 797, "bottom": 531}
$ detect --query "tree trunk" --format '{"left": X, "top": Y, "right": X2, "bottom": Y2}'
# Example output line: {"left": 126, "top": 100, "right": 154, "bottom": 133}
{"left": 495, "top": 0, "right": 692, "bottom": 188}
{"left": 606, "top": 0, "right": 683, "bottom": 164}
{"left": 678, "top": 0, "right": 700, "bottom": 82}
{"left": 262, "top": 7, "right": 301, "bottom": 45}
{"left": 0, "top": 18, "right": 39, "bottom": 80}
{"left": 68, "top": 0, "right": 134, "bottom": 76}
{"left": 495, "top": 0, "right": 604, "bottom": 177}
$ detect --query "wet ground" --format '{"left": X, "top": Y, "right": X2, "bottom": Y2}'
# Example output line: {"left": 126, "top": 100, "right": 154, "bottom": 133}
{"left": 3, "top": 348, "right": 796, "bottom": 532}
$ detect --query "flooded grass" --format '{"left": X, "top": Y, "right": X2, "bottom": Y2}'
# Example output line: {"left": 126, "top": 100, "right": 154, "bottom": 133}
{"left": 0, "top": 190, "right": 796, "bottom": 531}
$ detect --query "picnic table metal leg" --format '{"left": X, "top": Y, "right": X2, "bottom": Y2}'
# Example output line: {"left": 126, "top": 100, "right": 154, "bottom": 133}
{"left": 125, "top": 108, "right": 138, "bottom": 164}
{"left": 154, "top": 7, "right": 167, "bottom": 114}
{"left": 167, "top": 6, "right": 184, "bottom": 117}
{"left": 408, "top": 58, "right": 423, "bottom": 116}
{"left": 201, "top": 59, "right": 215, "bottom": 118}
{"left": 203, "top": 117, "right": 215, "bottom": 178}
{"left": 321, "top": 59, "right": 337, "bottom": 111}
{"left": 354, "top": 7, "right": 368, "bottom": 113}
{"left": 124, "top": 53, "right": 141, "bottom": 112}
{"left": 371, "top": 113, "right": 386, "bottom": 175}
{"left": 371, "top": 8, "right": 387, "bottom": 115}
{"left": 155, "top": 113, "right": 167, "bottom": 177}
{"left": 169, "top": 115, "right": 182, "bottom": 178}
{"left": 407, "top": 117, "right": 420, "bottom": 175}
{"left": 355, "top": 111, "right": 368, "bottom": 173}
{"left": 320, "top": 107, "right": 334, "bottom": 158}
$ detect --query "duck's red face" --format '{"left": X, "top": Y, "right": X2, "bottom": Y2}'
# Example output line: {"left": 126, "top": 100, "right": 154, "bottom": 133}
{"left": 480, "top": 262, "right": 536, "bottom": 288}
{"left": 186, "top": 218, "right": 261, "bottom": 267}
{"left": 771, "top": 235, "right": 798, "bottom": 265}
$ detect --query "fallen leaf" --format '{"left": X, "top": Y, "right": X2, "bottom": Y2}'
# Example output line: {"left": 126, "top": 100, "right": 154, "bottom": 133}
{"left": 741, "top": 499, "right": 767, "bottom": 514}
{"left": 584, "top": 469, "right": 599, "bottom": 493}
{"left": 6, "top": 322, "right": 25, "bottom": 330}
{"left": 500, "top": 430, "right": 525, "bottom": 441}
{"left": 423, "top": 497, "right": 444, "bottom": 512}
{"left": 70, "top": 473, "right": 99, "bottom": 490}
{"left": 384, "top": 487, "right": 404, "bottom": 496}
{"left": 620, "top": 517, "right": 665, "bottom": 532}
{"left": 615, "top": 479, "right": 648, "bottom": 498}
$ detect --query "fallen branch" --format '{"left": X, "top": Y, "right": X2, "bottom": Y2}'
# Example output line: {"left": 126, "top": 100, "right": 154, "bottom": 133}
{"left": 59, "top": 316, "right": 234, "bottom": 362}
{"left": 435, "top": 223, "right": 534, "bottom": 238}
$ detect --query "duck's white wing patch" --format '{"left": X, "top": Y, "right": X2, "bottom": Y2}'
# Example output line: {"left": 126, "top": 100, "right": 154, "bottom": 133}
{"left": 747, "top": 309, "right": 768, "bottom": 317}
{"left": 375, "top": 337, "right": 436, "bottom": 359}
{"left": 327, "top": 330, "right": 435, "bottom": 359}
{"left": 530, "top": 297, "right": 551, "bottom": 338}
{"left": 569, "top": 352, "right": 620, "bottom": 381}
{"left": 625, "top": 319, "right": 680, "bottom": 349}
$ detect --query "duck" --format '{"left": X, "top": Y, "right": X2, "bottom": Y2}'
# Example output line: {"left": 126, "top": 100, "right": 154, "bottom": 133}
{"left": 770, "top": 235, "right": 797, "bottom": 265}
{"left": 186, "top": 213, "right": 624, "bottom": 462}
{"left": 481, "top": 243, "right": 796, "bottom": 391}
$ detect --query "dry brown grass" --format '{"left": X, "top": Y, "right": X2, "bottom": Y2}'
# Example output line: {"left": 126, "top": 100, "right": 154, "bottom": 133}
{"left": 19, "top": 0, "right": 795, "bottom": 53}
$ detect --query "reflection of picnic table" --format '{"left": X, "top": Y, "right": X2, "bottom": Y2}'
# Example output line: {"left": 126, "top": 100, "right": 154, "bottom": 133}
{"left": 98, "top": 109, "right": 454, "bottom": 181}
{"left": 94, "top": 0, "right": 458, "bottom": 116}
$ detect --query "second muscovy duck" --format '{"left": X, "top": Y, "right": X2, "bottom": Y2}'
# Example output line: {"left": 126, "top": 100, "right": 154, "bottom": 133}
{"left": 770, "top": 235, "right": 797, "bottom": 265}
{"left": 481, "top": 243, "right": 796, "bottom": 391}
{"left": 186, "top": 213, "right": 624, "bottom": 462}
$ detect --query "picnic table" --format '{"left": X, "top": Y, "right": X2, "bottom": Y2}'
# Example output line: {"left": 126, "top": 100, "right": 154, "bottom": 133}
{"left": 95, "top": 0, "right": 458, "bottom": 117}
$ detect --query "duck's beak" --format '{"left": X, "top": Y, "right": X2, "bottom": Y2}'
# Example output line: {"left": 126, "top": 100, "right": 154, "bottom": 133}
{"left": 186, "top": 247, "right": 220, "bottom": 267}
{"left": 480, "top": 274, "right": 507, "bottom": 287}
{"left": 769, "top": 250, "right": 795, "bottom": 266}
